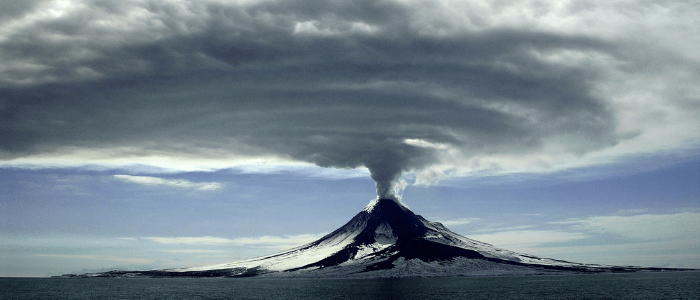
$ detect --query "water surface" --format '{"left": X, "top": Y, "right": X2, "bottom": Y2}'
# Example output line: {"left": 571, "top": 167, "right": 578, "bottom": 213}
{"left": 2, "top": 272, "right": 698, "bottom": 300}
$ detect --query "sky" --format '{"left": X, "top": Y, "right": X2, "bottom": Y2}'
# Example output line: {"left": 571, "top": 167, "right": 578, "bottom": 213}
{"left": 0, "top": 0, "right": 698, "bottom": 277}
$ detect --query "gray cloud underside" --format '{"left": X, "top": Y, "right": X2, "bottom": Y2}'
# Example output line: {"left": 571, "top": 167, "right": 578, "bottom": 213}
{"left": 1, "top": 0, "right": 698, "bottom": 197}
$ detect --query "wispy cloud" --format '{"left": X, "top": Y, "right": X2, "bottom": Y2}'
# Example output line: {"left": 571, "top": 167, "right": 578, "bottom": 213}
{"left": 233, "top": 164, "right": 370, "bottom": 179}
{"left": 509, "top": 238, "right": 700, "bottom": 268}
{"left": 473, "top": 225, "right": 537, "bottom": 233}
{"left": 461, "top": 212, "right": 700, "bottom": 267}
{"left": 616, "top": 208, "right": 649, "bottom": 215}
{"left": 144, "top": 236, "right": 234, "bottom": 245}
{"left": 143, "top": 234, "right": 327, "bottom": 249}
{"left": 554, "top": 212, "right": 700, "bottom": 241}
{"left": 114, "top": 175, "right": 222, "bottom": 191}
{"left": 160, "top": 250, "right": 226, "bottom": 254}
{"left": 434, "top": 218, "right": 480, "bottom": 227}
{"left": 38, "top": 254, "right": 154, "bottom": 265}
{"left": 467, "top": 230, "right": 590, "bottom": 249}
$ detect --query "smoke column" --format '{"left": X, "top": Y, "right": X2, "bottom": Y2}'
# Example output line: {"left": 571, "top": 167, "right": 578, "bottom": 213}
{"left": 369, "top": 165, "right": 402, "bottom": 200}
{"left": 363, "top": 143, "right": 436, "bottom": 202}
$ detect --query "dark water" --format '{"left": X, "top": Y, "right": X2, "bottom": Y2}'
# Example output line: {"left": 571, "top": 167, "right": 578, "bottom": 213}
{"left": 2, "top": 272, "right": 698, "bottom": 300}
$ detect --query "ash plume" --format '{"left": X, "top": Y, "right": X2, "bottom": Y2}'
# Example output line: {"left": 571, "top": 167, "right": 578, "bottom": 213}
{"left": 363, "top": 144, "right": 434, "bottom": 201}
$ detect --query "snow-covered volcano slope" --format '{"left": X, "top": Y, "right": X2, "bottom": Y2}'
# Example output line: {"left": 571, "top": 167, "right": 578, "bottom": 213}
{"left": 133, "top": 198, "right": 646, "bottom": 278}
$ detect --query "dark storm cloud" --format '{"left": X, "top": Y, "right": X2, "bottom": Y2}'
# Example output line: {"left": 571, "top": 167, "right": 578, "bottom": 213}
{"left": 0, "top": 0, "right": 46, "bottom": 22}
{"left": 3, "top": 0, "right": 693, "bottom": 198}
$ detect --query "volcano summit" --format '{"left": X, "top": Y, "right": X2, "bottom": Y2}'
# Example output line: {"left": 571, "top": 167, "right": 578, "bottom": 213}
{"left": 70, "top": 198, "right": 681, "bottom": 278}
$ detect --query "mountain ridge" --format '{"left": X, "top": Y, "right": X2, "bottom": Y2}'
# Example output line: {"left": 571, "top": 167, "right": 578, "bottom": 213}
{"left": 59, "top": 199, "right": 693, "bottom": 278}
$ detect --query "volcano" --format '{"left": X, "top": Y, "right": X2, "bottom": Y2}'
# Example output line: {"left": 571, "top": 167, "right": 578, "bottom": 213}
{"left": 69, "top": 198, "right": 683, "bottom": 279}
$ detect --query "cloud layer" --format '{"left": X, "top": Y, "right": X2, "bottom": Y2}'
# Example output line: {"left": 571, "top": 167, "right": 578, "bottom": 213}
{"left": 1, "top": 0, "right": 698, "bottom": 197}
{"left": 556, "top": 212, "right": 700, "bottom": 241}
{"left": 114, "top": 174, "right": 222, "bottom": 191}
{"left": 461, "top": 211, "right": 700, "bottom": 266}
{"left": 143, "top": 234, "right": 326, "bottom": 251}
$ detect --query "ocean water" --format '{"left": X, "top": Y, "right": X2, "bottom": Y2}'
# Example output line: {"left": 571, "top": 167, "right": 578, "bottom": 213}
{"left": 2, "top": 272, "right": 698, "bottom": 300}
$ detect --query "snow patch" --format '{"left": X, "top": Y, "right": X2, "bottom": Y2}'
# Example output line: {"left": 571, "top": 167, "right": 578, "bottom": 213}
{"left": 353, "top": 243, "right": 392, "bottom": 260}
{"left": 374, "top": 221, "right": 397, "bottom": 245}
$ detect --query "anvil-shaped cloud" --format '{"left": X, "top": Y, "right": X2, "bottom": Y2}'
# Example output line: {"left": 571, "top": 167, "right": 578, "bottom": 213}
{"left": 1, "top": 0, "right": 698, "bottom": 198}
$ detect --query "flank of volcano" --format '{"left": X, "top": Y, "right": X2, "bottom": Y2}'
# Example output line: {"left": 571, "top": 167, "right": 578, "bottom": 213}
{"left": 67, "top": 198, "right": 683, "bottom": 279}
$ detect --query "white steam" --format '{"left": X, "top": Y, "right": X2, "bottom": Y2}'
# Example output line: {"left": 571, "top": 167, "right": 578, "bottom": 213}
{"left": 375, "top": 178, "right": 408, "bottom": 201}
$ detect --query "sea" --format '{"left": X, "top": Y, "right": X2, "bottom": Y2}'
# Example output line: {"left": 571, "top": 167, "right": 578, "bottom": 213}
{"left": 2, "top": 272, "right": 698, "bottom": 300}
